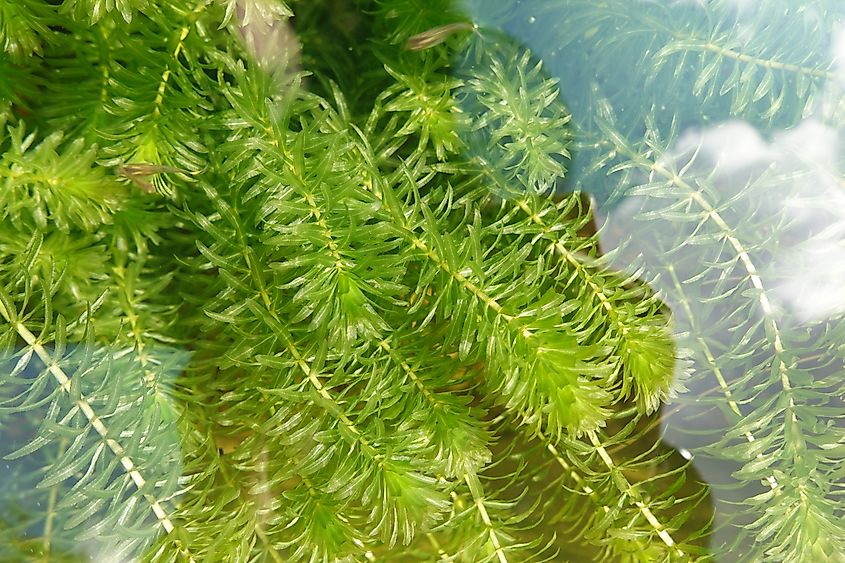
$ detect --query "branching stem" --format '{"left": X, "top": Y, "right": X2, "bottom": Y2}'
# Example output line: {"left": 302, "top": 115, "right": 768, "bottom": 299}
{"left": 665, "top": 263, "right": 778, "bottom": 490}
{"left": 587, "top": 431, "right": 684, "bottom": 557}
{"left": 7, "top": 319, "right": 195, "bottom": 560}
{"left": 465, "top": 473, "right": 509, "bottom": 563}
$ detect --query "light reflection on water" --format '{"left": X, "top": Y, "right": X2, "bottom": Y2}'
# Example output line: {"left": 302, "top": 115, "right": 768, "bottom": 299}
{"left": 0, "top": 344, "right": 187, "bottom": 562}
{"left": 456, "top": 0, "right": 845, "bottom": 558}
{"left": 596, "top": 115, "right": 845, "bottom": 556}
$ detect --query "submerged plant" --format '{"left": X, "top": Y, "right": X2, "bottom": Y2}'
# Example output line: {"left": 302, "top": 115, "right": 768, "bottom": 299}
{"left": 1, "top": 0, "right": 844, "bottom": 561}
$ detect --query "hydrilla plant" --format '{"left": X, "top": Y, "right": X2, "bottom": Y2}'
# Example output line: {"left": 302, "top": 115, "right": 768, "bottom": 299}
{"left": 1, "top": 0, "right": 844, "bottom": 561}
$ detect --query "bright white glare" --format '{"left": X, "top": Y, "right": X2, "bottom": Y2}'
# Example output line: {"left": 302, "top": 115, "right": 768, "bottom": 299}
{"left": 607, "top": 118, "right": 845, "bottom": 324}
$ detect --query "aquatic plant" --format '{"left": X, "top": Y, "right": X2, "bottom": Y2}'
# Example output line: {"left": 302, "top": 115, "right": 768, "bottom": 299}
{"left": 1, "top": 0, "right": 843, "bottom": 560}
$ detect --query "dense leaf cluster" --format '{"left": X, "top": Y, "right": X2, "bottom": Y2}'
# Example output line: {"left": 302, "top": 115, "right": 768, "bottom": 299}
{"left": 1, "top": 0, "right": 843, "bottom": 561}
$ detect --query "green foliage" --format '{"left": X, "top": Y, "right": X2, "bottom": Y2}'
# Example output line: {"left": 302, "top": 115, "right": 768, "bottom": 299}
{"left": 1, "top": 0, "right": 843, "bottom": 561}
{"left": 0, "top": 0, "right": 54, "bottom": 62}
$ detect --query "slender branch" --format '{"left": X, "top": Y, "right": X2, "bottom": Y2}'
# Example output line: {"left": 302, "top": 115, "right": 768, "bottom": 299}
{"left": 40, "top": 437, "right": 67, "bottom": 561}
{"left": 586, "top": 431, "right": 684, "bottom": 557}
{"left": 664, "top": 263, "right": 778, "bottom": 490}
{"left": 151, "top": 2, "right": 208, "bottom": 119}
{"left": 695, "top": 39, "right": 832, "bottom": 80}
{"left": 465, "top": 474, "right": 509, "bottom": 563}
